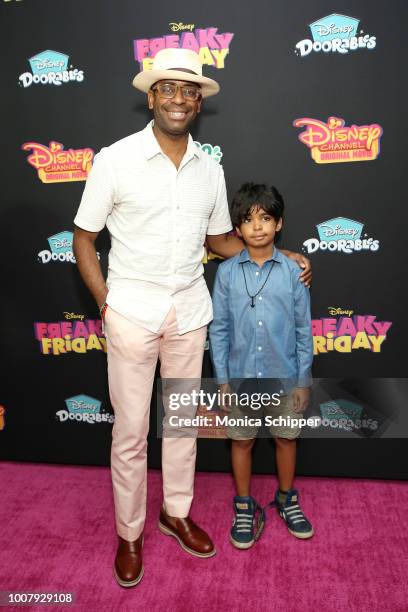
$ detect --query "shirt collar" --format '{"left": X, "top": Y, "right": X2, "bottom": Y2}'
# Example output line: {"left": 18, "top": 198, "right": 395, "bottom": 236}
{"left": 142, "top": 120, "right": 200, "bottom": 161}
{"left": 238, "top": 246, "right": 283, "bottom": 265}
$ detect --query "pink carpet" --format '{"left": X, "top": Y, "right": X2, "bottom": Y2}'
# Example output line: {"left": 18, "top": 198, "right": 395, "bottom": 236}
{"left": 0, "top": 462, "right": 407, "bottom": 612}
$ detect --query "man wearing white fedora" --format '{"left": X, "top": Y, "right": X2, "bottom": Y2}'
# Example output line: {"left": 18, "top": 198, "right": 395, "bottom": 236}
{"left": 73, "top": 47, "right": 311, "bottom": 587}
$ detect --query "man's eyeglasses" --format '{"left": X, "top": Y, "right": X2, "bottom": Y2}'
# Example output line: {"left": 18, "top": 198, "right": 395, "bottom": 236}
{"left": 152, "top": 82, "right": 201, "bottom": 101}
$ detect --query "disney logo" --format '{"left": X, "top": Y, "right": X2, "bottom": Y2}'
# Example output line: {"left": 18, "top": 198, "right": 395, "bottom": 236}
{"left": 314, "top": 22, "right": 354, "bottom": 37}
{"left": 63, "top": 312, "right": 85, "bottom": 320}
{"left": 69, "top": 400, "right": 97, "bottom": 411}
{"left": 169, "top": 22, "right": 195, "bottom": 32}
{"left": 32, "top": 58, "right": 65, "bottom": 70}
{"left": 51, "top": 238, "right": 72, "bottom": 249}
{"left": 320, "top": 223, "right": 359, "bottom": 238}
{"left": 328, "top": 307, "right": 354, "bottom": 317}
{"left": 294, "top": 117, "right": 382, "bottom": 151}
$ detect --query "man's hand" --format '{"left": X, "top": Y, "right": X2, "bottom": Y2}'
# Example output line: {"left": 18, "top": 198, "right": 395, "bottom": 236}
{"left": 292, "top": 387, "right": 311, "bottom": 413}
{"left": 280, "top": 250, "right": 312, "bottom": 287}
{"left": 218, "top": 382, "right": 235, "bottom": 412}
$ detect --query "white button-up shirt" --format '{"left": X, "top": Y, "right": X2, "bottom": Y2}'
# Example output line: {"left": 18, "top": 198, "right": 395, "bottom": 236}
{"left": 74, "top": 121, "right": 232, "bottom": 334}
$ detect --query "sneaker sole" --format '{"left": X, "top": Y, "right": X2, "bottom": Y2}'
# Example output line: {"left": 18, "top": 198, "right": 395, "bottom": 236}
{"left": 230, "top": 534, "right": 255, "bottom": 549}
{"left": 287, "top": 527, "right": 314, "bottom": 539}
{"left": 113, "top": 565, "right": 144, "bottom": 588}
{"left": 158, "top": 521, "right": 216, "bottom": 558}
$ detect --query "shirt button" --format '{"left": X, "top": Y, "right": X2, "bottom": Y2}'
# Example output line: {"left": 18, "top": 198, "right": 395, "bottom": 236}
{"left": 258, "top": 372, "right": 262, "bottom": 376}
{"left": 255, "top": 271, "right": 259, "bottom": 276}
{"left": 258, "top": 321, "right": 263, "bottom": 326}
{"left": 258, "top": 346, "right": 262, "bottom": 351}
{"left": 259, "top": 296, "right": 263, "bottom": 301}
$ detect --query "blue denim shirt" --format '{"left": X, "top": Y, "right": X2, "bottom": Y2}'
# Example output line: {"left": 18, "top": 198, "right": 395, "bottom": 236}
{"left": 209, "top": 247, "right": 313, "bottom": 388}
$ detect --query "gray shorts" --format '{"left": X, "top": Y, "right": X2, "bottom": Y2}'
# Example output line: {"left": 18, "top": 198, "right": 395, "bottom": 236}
{"left": 226, "top": 392, "right": 302, "bottom": 440}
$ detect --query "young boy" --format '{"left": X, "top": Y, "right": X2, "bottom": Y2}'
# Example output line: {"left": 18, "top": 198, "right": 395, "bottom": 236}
{"left": 209, "top": 182, "right": 314, "bottom": 549}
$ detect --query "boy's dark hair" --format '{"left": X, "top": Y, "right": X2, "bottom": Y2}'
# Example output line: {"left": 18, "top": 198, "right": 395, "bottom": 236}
{"left": 230, "top": 182, "right": 284, "bottom": 228}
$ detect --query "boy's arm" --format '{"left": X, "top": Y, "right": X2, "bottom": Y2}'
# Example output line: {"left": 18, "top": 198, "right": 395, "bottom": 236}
{"left": 293, "top": 270, "right": 314, "bottom": 388}
{"left": 209, "top": 265, "right": 230, "bottom": 384}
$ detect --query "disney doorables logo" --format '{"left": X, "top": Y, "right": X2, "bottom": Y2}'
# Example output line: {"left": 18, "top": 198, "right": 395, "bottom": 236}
{"left": 303, "top": 218, "right": 379, "bottom": 254}
{"left": 134, "top": 24, "right": 234, "bottom": 70}
{"left": 312, "top": 308, "right": 392, "bottom": 355}
{"left": 22, "top": 141, "right": 94, "bottom": 183}
{"left": 319, "top": 400, "right": 378, "bottom": 432}
{"left": 295, "top": 13, "right": 376, "bottom": 57}
{"left": 294, "top": 116, "right": 382, "bottom": 163}
{"left": 56, "top": 395, "right": 114, "bottom": 425}
{"left": 37, "top": 231, "right": 101, "bottom": 264}
{"left": 19, "top": 50, "right": 84, "bottom": 88}
{"left": 38, "top": 231, "right": 75, "bottom": 264}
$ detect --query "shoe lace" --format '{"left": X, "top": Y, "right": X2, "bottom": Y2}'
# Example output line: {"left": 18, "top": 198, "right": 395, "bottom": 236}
{"left": 235, "top": 512, "right": 253, "bottom": 533}
{"left": 234, "top": 502, "right": 265, "bottom": 535}
{"left": 281, "top": 503, "right": 307, "bottom": 524}
{"left": 266, "top": 499, "right": 308, "bottom": 525}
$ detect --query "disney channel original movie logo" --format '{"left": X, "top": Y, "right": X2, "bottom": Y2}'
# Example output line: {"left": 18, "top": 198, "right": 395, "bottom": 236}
{"left": 56, "top": 395, "right": 114, "bottom": 425}
{"left": 34, "top": 313, "right": 106, "bottom": 356}
{"left": 22, "top": 141, "right": 94, "bottom": 183}
{"left": 303, "top": 218, "right": 379, "bottom": 255}
{"left": 37, "top": 231, "right": 100, "bottom": 264}
{"left": 295, "top": 13, "right": 376, "bottom": 57}
{"left": 312, "top": 308, "right": 392, "bottom": 355}
{"left": 19, "top": 50, "right": 84, "bottom": 88}
{"left": 294, "top": 116, "right": 383, "bottom": 164}
{"left": 134, "top": 23, "right": 234, "bottom": 70}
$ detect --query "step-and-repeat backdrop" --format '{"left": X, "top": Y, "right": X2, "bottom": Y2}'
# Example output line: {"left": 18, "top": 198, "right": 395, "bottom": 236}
{"left": 1, "top": 0, "right": 407, "bottom": 478}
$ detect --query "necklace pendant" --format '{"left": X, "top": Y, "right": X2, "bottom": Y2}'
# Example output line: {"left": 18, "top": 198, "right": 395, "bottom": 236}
{"left": 250, "top": 297, "right": 255, "bottom": 308}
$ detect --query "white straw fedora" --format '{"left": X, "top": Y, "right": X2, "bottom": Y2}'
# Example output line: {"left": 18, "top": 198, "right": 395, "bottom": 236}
{"left": 132, "top": 48, "right": 220, "bottom": 98}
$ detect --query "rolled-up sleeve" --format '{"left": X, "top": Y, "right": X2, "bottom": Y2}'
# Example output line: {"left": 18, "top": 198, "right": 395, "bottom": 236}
{"left": 206, "top": 165, "right": 233, "bottom": 236}
{"left": 209, "top": 263, "right": 231, "bottom": 384}
{"left": 74, "top": 149, "right": 116, "bottom": 232}
{"left": 292, "top": 270, "right": 313, "bottom": 387}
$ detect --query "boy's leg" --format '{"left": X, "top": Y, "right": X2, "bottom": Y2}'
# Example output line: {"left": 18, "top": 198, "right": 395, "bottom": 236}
{"left": 267, "top": 394, "right": 313, "bottom": 539}
{"left": 267, "top": 391, "right": 300, "bottom": 495}
{"left": 230, "top": 438, "right": 265, "bottom": 549}
{"left": 231, "top": 439, "right": 256, "bottom": 496}
{"left": 275, "top": 437, "right": 296, "bottom": 494}
{"left": 227, "top": 389, "right": 265, "bottom": 549}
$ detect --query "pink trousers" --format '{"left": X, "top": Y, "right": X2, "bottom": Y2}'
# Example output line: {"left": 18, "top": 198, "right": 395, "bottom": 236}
{"left": 104, "top": 305, "right": 206, "bottom": 541}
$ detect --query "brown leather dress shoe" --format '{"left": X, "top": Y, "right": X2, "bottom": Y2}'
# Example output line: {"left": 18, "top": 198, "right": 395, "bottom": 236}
{"left": 158, "top": 508, "right": 216, "bottom": 558}
{"left": 114, "top": 534, "right": 144, "bottom": 588}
